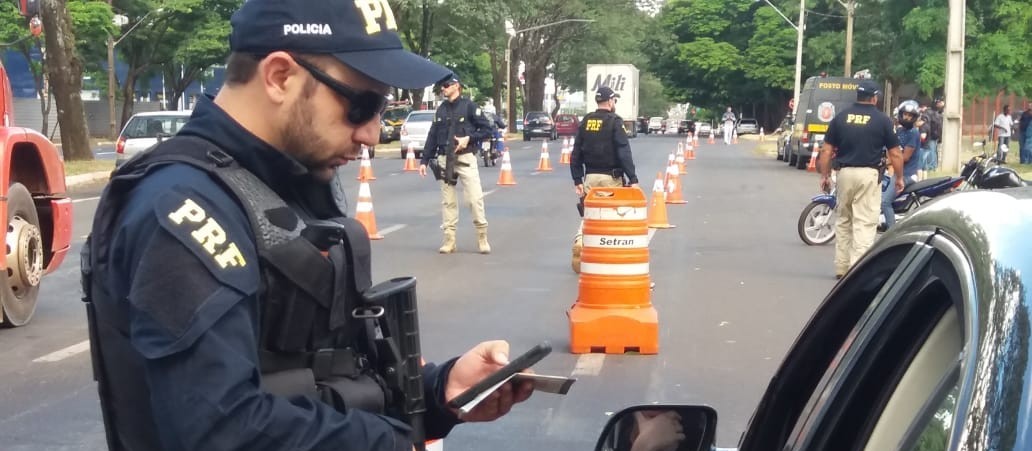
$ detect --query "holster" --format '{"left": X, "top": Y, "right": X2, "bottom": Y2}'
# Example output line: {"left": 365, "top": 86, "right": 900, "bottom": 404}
{"left": 577, "top": 196, "right": 585, "bottom": 217}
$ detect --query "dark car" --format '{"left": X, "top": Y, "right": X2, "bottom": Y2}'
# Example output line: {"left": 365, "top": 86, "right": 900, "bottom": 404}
{"left": 592, "top": 186, "right": 1032, "bottom": 451}
{"left": 677, "top": 119, "right": 695, "bottom": 135}
{"left": 523, "top": 111, "right": 556, "bottom": 141}
{"left": 554, "top": 114, "right": 579, "bottom": 137}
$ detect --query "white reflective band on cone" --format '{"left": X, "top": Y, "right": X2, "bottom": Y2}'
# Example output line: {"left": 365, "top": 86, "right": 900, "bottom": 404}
{"left": 580, "top": 262, "right": 650, "bottom": 276}
{"left": 583, "top": 207, "right": 647, "bottom": 221}
{"left": 583, "top": 234, "right": 649, "bottom": 249}
{"left": 356, "top": 202, "right": 374, "bottom": 213}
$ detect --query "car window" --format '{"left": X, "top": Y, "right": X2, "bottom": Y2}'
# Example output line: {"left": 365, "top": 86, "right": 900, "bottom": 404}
{"left": 784, "top": 245, "right": 965, "bottom": 451}
{"left": 122, "top": 115, "right": 189, "bottom": 139}
{"left": 901, "top": 374, "right": 960, "bottom": 451}
{"left": 406, "top": 112, "right": 435, "bottom": 122}
{"left": 556, "top": 115, "right": 575, "bottom": 124}
{"left": 384, "top": 108, "right": 410, "bottom": 121}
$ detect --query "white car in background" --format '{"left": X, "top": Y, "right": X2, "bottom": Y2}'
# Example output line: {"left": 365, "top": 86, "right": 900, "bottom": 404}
{"left": 399, "top": 110, "right": 436, "bottom": 159}
{"left": 115, "top": 111, "right": 192, "bottom": 167}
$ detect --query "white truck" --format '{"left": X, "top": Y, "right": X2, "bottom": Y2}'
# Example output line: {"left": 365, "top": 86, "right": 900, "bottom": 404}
{"left": 586, "top": 64, "right": 640, "bottom": 138}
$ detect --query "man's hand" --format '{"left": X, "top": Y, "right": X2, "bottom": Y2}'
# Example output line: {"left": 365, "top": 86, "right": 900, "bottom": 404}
{"left": 454, "top": 136, "right": 470, "bottom": 151}
{"left": 819, "top": 175, "right": 832, "bottom": 193}
{"left": 575, "top": 184, "right": 585, "bottom": 196}
{"left": 629, "top": 410, "right": 686, "bottom": 451}
{"left": 445, "top": 341, "right": 534, "bottom": 422}
{"left": 895, "top": 176, "right": 905, "bottom": 194}
{"left": 419, "top": 164, "right": 427, "bottom": 177}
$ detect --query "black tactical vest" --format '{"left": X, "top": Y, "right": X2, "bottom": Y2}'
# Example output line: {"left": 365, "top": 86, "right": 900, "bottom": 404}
{"left": 579, "top": 110, "right": 621, "bottom": 175}
{"left": 81, "top": 136, "right": 389, "bottom": 450}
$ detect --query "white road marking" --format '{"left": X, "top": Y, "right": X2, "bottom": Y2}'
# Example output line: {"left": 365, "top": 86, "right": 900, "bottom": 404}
{"left": 72, "top": 196, "right": 101, "bottom": 203}
{"left": 483, "top": 188, "right": 497, "bottom": 196}
{"left": 33, "top": 340, "right": 90, "bottom": 363}
{"left": 571, "top": 353, "right": 606, "bottom": 377}
{"left": 378, "top": 224, "right": 407, "bottom": 236}
{"left": 95, "top": 152, "right": 115, "bottom": 156}
{"left": 647, "top": 228, "right": 657, "bottom": 243}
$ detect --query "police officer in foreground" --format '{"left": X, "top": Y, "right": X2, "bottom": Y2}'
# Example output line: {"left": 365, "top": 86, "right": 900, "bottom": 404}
{"left": 817, "top": 80, "right": 904, "bottom": 279}
{"left": 81, "top": 1, "right": 533, "bottom": 450}
{"left": 569, "top": 86, "right": 639, "bottom": 273}
{"left": 419, "top": 75, "right": 494, "bottom": 254}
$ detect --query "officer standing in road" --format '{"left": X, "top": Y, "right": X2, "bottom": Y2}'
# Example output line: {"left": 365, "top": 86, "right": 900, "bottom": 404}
{"left": 569, "top": 86, "right": 639, "bottom": 273}
{"left": 81, "top": 1, "right": 533, "bottom": 450}
{"left": 419, "top": 75, "right": 494, "bottom": 254}
{"left": 817, "top": 80, "right": 903, "bottom": 279}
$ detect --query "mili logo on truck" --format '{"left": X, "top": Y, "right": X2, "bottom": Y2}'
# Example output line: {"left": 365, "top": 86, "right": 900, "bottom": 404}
{"left": 590, "top": 73, "right": 629, "bottom": 93}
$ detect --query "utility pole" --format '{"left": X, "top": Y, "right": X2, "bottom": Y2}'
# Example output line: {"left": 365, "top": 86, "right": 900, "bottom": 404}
{"left": 840, "top": 0, "right": 855, "bottom": 76}
{"left": 942, "top": 0, "right": 965, "bottom": 174}
{"left": 107, "top": 0, "right": 117, "bottom": 139}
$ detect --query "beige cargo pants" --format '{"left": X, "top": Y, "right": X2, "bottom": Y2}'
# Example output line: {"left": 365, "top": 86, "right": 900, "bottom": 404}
{"left": 437, "top": 152, "right": 488, "bottom": 232}
{"left": 834, "top": 167, "right": 881, "bottom": 275}
{"left": 572, "top": 173, "right": 625, "bottom": 272}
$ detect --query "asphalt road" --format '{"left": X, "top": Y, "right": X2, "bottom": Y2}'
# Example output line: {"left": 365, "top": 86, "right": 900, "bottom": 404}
{"left": 0, "top": 134, "right": 836, "bottom": 450}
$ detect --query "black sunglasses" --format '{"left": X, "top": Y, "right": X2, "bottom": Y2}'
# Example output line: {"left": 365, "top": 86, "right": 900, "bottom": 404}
{"left": 290, "top": 55, "right": 388, "bottom": 125}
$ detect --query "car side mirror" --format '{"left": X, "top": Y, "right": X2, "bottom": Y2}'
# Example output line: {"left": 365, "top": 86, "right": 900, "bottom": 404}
{"left": 594, "top": 405, "right": 718, "bottom": 451}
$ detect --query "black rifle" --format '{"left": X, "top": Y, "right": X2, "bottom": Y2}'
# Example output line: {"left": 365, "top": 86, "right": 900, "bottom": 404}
{"left": 360, "top": 277, "right": 427, "bottom": 451}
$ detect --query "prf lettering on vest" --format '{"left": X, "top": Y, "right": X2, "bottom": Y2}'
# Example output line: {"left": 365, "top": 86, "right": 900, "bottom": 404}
{"left": 355, "top": 0, "right": 398, "bottom": 35}
{"left": 585, "top": 119, "right": 603, "bottom": 132}
{"left": 846, "top": 114, "right": 871, "bottom": 125}
{"left": 168, "top": 199, "right": 247, "bottom": 269}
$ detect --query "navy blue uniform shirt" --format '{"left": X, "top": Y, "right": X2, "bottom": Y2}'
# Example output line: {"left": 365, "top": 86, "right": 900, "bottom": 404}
{"left": 103, "top": 95, "right": 461, "bottom": 451}
{"left": 420, "top": 96, "right": 492, "bottom": 165}
{"left": 824, "top": 102, "right": 899, "bottom": 168}
{"left": 897, "top": 126, "right": 922, "bottom": 178}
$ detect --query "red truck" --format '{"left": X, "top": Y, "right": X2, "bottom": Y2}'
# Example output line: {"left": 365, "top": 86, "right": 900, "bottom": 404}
{"left": 0, "top": 1, "right": 73, "bottom": 327}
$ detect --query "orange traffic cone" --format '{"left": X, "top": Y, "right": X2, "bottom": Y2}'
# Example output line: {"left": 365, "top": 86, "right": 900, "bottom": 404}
{"left": 708, "top": 132, "right": 715, "bottom": 144}
{"left": 497, "top": 148, "right": 517, "bottom": 185}
{"left": 687, "top": 140, "right": 696, "bottom": 160}
{"left": 648, "top": 172, "right": 673, "bottom": 229}
{"left": 694, "top": 134, "right": 700, "bottom": 147}
{"left": 356, "top": 145, "right": 376, "bottom": 181}
{"left": 559, "top": 137, "right": 572, "bottom": 164}
{"left": 403, "top": 143, "right": 419, "bottom": 172}
{"left": 665, "top": 160, "right": 686, "bottom": 204}
{"left": 675, "top": 144, "right": 687, "bottom": 174}
{"left": 733, "top": 130, "right": 739, "bottom": 144}
{"left": 355, "top": 180, "right": 383, "bottom": 240}
{"left": 807, "top": 149, "right": 818, "bottom": 172}
{"left": 536, "top": 141, "right": 553, "bottom": 171}
{"left": 759, "top": 127, "right": 765, "bottom": 142}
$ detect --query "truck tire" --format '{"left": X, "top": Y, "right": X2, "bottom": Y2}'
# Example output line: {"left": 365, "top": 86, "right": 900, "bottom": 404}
{"left": 1, "top": 183, "right": 43, "bottom": 327}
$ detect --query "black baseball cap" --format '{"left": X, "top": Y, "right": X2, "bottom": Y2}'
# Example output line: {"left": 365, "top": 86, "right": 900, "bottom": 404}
{"left": 438, "top": 75, "right": 460, "bottom": 88}
{"left": 229, "top": 0, "right": 451, "bottom": 90}
{"left": 856, "top": 80, "right": 882, "bottom": 97}
{"left": 595, "top": 86, "right": 620, "bottom": 102}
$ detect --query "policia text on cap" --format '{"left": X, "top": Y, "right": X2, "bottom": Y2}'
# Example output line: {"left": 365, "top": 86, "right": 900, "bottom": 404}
{"left": 80, "top": 1, "right": 534, "bottom": 450}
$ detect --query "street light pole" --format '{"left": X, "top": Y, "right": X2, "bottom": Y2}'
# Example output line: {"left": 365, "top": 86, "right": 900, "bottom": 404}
{"left": 840, "top": 0, "right": 855, "bottom": 76}
{"left": 756, "top": 0, "right": 805, "bottom": 119}
{"left": 107, "top": 8, "right": 163, "bottom": 139}
{"left": 504, "top": 18, "right": 594, "bottom": 131}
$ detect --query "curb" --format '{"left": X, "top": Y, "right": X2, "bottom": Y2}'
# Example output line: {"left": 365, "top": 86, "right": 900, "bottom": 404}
{"left": 66, "top": 171, "right": 111, "bottom": 188}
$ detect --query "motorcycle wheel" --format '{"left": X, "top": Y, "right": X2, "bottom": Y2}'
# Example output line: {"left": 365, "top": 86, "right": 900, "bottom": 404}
{"left": 798, "top": 201, "right": 836, "bottom": 246}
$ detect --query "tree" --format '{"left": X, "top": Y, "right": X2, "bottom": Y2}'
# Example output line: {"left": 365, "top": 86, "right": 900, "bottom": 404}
{"left": 162, "top": 10, "right": 231, "bottom": 109}
{"left": 40, "top": 0, "right": 92, "bottom": 160}
{"left": 0, "top": 1, "right": 50, "bottom": 135}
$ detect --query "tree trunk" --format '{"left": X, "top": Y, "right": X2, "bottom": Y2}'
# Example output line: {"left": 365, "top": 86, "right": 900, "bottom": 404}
{"left": 550, "top": 90, "right": 560, "bottom": 118}
{"left": 119, "top": 69, "right": 142, "bottom": 128}
{"left": 21, "top": 46, "right": 49, "bottom": 137}
{"left": 40, "top": 0, "right": 92, "bottom": 160}
{"left": 524, "top": 64, "right": 547, "bottom": 112}
{"left": 488, "top": 40, "right": 503, "bottom": 117}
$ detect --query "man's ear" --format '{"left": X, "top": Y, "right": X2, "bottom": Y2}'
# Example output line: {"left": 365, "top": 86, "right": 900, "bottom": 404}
{"left": 259, "top": 52, "right": 303, "bottom": 105}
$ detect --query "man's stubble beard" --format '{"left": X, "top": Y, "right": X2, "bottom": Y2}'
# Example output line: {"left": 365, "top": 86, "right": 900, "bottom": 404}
{"left": 282, "top": 97, "right": 338, "bottom": 183}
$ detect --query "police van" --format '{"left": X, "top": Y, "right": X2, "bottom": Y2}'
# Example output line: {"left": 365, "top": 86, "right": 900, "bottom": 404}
{"left": 785, "top": 76, "right": 863, "bottom": 170}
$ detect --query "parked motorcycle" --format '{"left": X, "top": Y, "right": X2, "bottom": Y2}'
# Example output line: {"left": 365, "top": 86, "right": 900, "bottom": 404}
{"left": 480, "top": 129, "right": 504, "bottom": 167}
{"left": 958, "top": 151, "right": 1029, "bottom": 190}
{"left": 798, "top": 173, "right": 966, "bottom": 245}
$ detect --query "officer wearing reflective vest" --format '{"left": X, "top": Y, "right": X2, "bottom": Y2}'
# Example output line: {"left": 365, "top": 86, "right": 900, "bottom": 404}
{"left": 80, "top": 1, "right": 533, "bottom": 450}
{"left": 569, "top": 86, "right": 639, "bottom": 273}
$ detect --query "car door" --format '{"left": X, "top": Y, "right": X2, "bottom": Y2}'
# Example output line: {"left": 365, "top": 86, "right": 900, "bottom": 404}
{"left": 738, "top": 231, "right": 970, "bottom": 451}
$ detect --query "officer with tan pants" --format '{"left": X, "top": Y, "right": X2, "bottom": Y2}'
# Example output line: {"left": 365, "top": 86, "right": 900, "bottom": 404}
{"left": 420, "top": 75, "right": 493, "bottom": 254}
{"left": 818, "top": 80, "right": 903, "bottom": 279}
{"left": 569, "top": 86, "right": 639, "bottom": 272}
